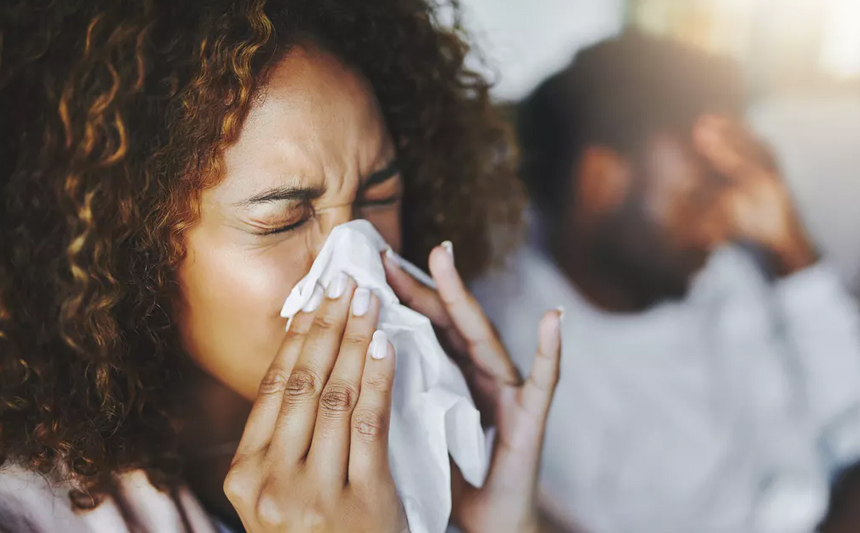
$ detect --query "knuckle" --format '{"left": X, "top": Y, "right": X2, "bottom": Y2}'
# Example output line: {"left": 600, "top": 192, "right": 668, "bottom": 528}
{"left": 550, "top": 366, "right": 561, "bottom": 387}
{"left": 297, "top": 505, "right": 327, "bottom": 529}
{"left": 438, "top": 289, "right": 459, "bottom": 308}
{"left": 352, "top": 409, "right": 387, "bottom": 442}
{"left": 223, "top": 463, "right": 254, "bottom": 508}
{"left": 341, "top": 333, "right": 370, "bottom": 351}
{"left": 255, "top": 484, "right": 328, "bottom": 530}
{"left": 283, "top": 327, "right": 305, "bottom": 344}
{"left": 319, "top": 382, "right": 358, "bottom": 414}
{"left": 285, "top": 368, "right": 322, "bottom": 400}
{"left": 255, "top": 489, "right": 285, "bottom": 528}
{"left": 363, "top": 373, "right": 392, "bottom": 394}
{"left": 258, "top": 369, "right": 290, "bottom": 395}
{"left": 312, "top": 313, "right": 339, "bottom": 332}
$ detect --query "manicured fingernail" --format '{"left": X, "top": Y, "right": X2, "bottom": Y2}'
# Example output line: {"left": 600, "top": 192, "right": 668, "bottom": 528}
{"left": 327, "top": 272, "right": 348, "bottom": 299}
{"left": 384, "top": 247, "right": 403, "bottom": 267}
{"left": 302, "top": 284, "right": 324, "bottom": 312}
{"left": 352, "top": 287, "right": 370, "bottom": 317}
{"left": 369, "top": 330, "right": 389, "bottom": 360}
{"left": 556, "top": 306, "right": 565, "bottom": 323}
{"left": 441, "top": 240, "right": 454, "bottom": 259}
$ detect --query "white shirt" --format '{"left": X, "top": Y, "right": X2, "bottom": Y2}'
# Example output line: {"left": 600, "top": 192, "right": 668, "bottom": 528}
{"left": 472, "top": 242, "right": 860, "bottom": 533}
{"left": 0, "top": 463, "right": 220, "bottom": 533}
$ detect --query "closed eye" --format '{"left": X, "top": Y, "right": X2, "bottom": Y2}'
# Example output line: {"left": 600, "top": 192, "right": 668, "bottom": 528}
{"left": 359, "top": 162, "right": 402, "bottom": 209}
{"left": 260, "top": 216, "right": 312, "bottom": 236}
{"left": 253, "top": 202, "right": 315, "bottom": 236}
{"left": 360, "top": 195, "right": 400, "bottom": 208}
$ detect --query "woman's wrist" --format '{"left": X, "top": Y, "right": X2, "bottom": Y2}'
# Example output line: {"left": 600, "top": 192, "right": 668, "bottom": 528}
{"left": 528, "top": 508, "right": 574, "bottom": 533}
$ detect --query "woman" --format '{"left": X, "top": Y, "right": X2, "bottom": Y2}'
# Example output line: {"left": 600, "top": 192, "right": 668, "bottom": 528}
{"left": 0, "top": 0, "right": 563, "bottom": 532}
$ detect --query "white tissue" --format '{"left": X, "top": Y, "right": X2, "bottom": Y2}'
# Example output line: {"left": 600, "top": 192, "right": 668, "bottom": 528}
{"left": 280, "top": 220, "right": 488, "bottom": 533}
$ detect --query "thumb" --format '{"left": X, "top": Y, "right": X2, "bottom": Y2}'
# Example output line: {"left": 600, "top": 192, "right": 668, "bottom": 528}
{"left": 490, "top": 309, "right": 563, "bottom": 481}
{"left": 520, "top": 308, "right": 563, "bottom": 418}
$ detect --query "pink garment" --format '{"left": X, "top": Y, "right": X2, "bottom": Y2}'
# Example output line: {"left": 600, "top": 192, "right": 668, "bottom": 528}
{"left": 0, "top": 464, "right": 220, "bottom": 533}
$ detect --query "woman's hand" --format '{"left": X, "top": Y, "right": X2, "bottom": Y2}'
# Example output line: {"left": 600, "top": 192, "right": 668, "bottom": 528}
{"left": 224, "top": 276, "right": 409, "bottom": 533}
{"left": 384, "top": 243, "right": 563, "bottom": 533}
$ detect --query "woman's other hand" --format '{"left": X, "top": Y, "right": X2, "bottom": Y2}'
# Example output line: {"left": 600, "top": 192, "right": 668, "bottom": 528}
{"left": 224, "top": 276, "right": 408, "bottom": 533}
{"left": 384, "top": 244, "right": 563, "bottom": 533}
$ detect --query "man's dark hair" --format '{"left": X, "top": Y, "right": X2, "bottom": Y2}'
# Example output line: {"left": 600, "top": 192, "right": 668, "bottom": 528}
{"left": 516, "top": 30, "right": 747, "bottom": 218}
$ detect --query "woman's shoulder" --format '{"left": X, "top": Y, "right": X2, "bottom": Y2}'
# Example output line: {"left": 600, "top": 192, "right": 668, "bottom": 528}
{"left": 0, "top": 464, "right": 221, "bottom": 533}
{"left": 0, "top": 463, "right": 93, "bottom": 533}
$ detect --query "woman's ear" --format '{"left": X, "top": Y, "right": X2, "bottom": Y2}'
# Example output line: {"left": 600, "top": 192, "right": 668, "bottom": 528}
{"left": 574, "top": 145, "right": 632, "bottom": 220}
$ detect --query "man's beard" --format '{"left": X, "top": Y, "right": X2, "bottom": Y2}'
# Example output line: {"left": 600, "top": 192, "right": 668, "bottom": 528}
{"left": 588, "top": 207, "right": 706, "bottom": 311}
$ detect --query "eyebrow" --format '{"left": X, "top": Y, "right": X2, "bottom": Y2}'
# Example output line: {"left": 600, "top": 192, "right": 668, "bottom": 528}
{"left": 237, "top": 184, "right": 326, "bottom": 207}
{"left": 236, "top": 160, "right": 399, "bottom": 207}
{"left": 361, "top": 159, "right": 400, "bottom": 190}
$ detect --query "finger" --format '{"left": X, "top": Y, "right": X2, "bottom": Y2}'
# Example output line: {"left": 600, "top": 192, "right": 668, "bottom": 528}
{"left": 270, "top": 274, "right": 357, "bottom": 463}
{"left": 693, "top": 114, "right": 761, "bottom": 181}
{"left": 428, "top": 243, "right": 520, "bottom": 383}
{"left": 348, "top": 331, "right": 396, "bottom": 485}
{"left": 383, "top": 252, "right": 469, "bottom": 356}
{"left": 720, "top": 120, "right": 781, "bottom": 174}
{"left": 383, "top": 253, "right": 457, "bottom": 333}
{"left": 307, "top": 290, "right": 381, "bottom": 485}
{"left": 520, "top": 309, "right": 563, "bottom": 418}
{"left": 487, "top": 310, "right": 563, "bottom": 489}
{"left": 234, "top": 297, "right": 319, "bottom": 459}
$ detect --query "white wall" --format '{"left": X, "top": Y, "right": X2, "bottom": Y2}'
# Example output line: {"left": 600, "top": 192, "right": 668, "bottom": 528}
{"left": 460, "top": 0, "right": 627, "bottom": 101}
{"left": 751, "top": 95, "right": 860, "bottom": 288}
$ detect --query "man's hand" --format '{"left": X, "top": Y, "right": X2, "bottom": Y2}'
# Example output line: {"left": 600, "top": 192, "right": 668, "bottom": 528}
{"left": 693, "top": 115, "right": 817, "bottom": 277}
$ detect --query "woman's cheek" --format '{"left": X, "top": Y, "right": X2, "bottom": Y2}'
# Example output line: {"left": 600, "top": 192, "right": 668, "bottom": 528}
{"left": 363, "top": 209, "right": 402, "bottom": 252}
{"left": 178, "top": 237, "right": 314, "bottom": 400}
{"left": 231, "top": 244, "right": 315, "bottom": 397}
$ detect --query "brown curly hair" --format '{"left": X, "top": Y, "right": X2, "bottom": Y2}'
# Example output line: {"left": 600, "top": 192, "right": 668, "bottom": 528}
{"left": 0, "top": 0, "right": 522, "bottom": 504}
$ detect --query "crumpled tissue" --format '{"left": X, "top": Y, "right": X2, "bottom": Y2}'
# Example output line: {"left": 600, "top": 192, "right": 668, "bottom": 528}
{"left": 280, "top": 220, "right": 488, "bottom": 533}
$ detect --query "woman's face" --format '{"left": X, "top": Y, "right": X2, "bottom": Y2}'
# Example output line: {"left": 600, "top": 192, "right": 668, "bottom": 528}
{"left": 177, "top": 47, "right": 402, "bottom": 400}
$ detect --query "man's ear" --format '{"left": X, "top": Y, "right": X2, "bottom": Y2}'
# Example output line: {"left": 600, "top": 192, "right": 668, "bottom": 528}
{"left": 574, "top": 145, "right": 632, "bottom": 221}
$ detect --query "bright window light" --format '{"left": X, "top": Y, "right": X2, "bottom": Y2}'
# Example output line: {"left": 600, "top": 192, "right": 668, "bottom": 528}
{"left": 819, "top": 0, "right": 860, "bottom": 79}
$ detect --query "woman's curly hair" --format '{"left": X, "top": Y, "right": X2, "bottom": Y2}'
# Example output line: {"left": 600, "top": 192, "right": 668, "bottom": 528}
{"left": 0, "top": 0, "right": 521, "bottom": 504}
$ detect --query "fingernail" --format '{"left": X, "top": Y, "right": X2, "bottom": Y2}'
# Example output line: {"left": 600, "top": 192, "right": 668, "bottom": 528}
{"left": 352, "top": 287, "right": 371, "bottom": 317}
{"left": 441, "top": 240, "right": 454, "bottom": 259}
{"left": 327, "top": 272, "right": 348, "bottom": 299}
{"left": 384, "top": 247, "right": 404, "bottom": 267}
{"left": 302, "top": 284, "right": 324, "bottom": 312}
{"left": 556, "top": 306, "right": 566, "bottom": 323}
{"left": 369, "top": 330, "right": 389, "bottom": 360}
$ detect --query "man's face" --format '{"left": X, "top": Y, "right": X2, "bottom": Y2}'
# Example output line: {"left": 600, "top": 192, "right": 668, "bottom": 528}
{"left": 584, "top": 134, "right": 727, "bottom": 307}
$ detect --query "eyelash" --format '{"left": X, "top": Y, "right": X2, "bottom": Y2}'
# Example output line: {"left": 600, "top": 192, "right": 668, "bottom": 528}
{"left": 263, "top": 194, "right": 400, "bottom": 236}
{"left": 263, "top": 217, "right": 311, "bottom": 236}
{"left": 360, "top": 195, "right": 400, "bottom": 208}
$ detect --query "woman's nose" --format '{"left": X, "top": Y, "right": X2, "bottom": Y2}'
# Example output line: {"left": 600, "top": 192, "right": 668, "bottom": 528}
{"left": 309, "top": 204, "right": 359, "bottom": 256}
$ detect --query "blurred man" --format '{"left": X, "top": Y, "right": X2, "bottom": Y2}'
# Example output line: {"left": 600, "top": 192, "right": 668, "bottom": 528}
{"left": 472, "top": 32, "right": 860, "bottom": 533}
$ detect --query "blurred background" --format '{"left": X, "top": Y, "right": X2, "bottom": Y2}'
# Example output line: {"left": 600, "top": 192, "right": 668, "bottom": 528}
{"left": 460, "top": 0, "right": 860, "bottom": 291}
